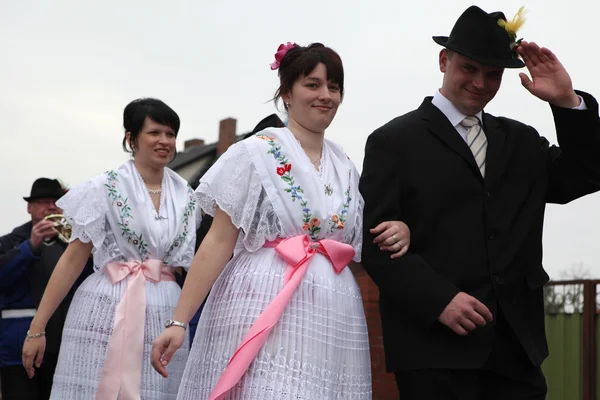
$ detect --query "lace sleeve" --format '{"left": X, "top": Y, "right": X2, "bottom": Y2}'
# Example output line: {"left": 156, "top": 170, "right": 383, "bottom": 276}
{"left": 344, "top": 166, "right": 363, "bottom": 262}
{"left": 196, "top": 142, "right": 283, "bottom": 252}
{"left": 56, "top": 176, "right": 108, "bottom": 249}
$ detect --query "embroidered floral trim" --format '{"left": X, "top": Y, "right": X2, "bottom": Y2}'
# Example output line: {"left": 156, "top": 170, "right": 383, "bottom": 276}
{"left": 257, "top": 134, "right": 321, "bottom": 240}
{"left": 163, "top": 186, "right": 197, "bottom": 263}
{"left": 105, "top": 171, "right": 197, "bottom": 263}
{"left": 256, "top": 134, "right": 352, "bottom": 241}
{"left": 105, "top": 170, "right": 150, "bottom": 260}
{"left": 330, "top": 188, "right": 352, "bottom": 233}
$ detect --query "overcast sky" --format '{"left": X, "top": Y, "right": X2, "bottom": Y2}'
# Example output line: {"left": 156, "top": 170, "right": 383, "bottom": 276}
{"left": 2, "top": 0, "right": 599, "bottom": 279}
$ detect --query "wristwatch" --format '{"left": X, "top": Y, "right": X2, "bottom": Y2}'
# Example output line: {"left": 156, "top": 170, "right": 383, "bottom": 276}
{"left": 165, "top": 319, "right": 187, "bottom": 330}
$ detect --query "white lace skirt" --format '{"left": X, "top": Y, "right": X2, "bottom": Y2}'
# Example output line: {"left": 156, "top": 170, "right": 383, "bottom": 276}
{"left": 50, "top": 270, "right": 189, "bottom": 400}
{"left": 177, "top": 247, "right": 371, "bottom": 400}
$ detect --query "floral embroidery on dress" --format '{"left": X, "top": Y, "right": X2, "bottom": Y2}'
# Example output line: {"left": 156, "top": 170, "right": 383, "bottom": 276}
{"left": 163, "top": 186, "right": 197, "bottom": 264}
{"left": 256, "top": 134, "right": 352, "bottom": 241}
{"left": 330, "top": 186, "right": 352, "bottom": 232}
{"left": 257, "top": 134, "right": 321, "bottom": 240}
{"left": 105, "top": 170, "right": 150, "bottom": 260}
{"left": 105, "top": 171, "right": 197, "bottom": 264}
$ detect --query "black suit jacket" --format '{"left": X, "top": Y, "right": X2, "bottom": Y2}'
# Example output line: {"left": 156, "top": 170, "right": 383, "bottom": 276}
{"left": 359, "top": 92, "right": 600, "bottom": 372}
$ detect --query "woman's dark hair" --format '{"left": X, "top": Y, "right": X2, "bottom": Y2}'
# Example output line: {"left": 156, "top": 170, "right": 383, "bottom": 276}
{"left": 122, "top": 98, "right": 180, "bottom": 154}
{"left": 273, "top": 43, "right": 344, "bottom": 110}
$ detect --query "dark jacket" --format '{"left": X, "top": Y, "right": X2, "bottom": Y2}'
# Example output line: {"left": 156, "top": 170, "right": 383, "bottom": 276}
{"left": 0, "top": 222, "right": 93, "bottom": 366}
{"left": 359, "top": 91, "right": 600, "bottom": 372}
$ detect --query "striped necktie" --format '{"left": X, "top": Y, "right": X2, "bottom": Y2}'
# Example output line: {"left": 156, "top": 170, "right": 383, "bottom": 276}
{"left": 460, "top": 116, "right": 487, "bottom": 177}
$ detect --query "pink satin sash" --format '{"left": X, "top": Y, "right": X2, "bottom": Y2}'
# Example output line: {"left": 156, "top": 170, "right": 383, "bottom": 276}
{"left": 96, "top": 260, "right": 175, "bottom": 400}
{"left": 208, "top": 235, "right": 355, "bottom": 400}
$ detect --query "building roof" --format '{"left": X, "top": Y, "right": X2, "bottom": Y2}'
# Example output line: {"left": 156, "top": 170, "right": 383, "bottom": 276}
{"left": 169, "top": 142, "right": 218, "bottom": 170}
{"left": 169, "top": 113, "right": 284, "bottom": 187}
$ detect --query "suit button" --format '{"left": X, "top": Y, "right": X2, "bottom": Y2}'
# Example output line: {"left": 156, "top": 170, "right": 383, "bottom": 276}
{"left": 488, "top": 234, "right": 495, "bottom": 240}
{"left": 492, "top": 275, "right": 500, "bottom": 283}
{"left": 484, "top": 191, "right": 491, "bottom": 197}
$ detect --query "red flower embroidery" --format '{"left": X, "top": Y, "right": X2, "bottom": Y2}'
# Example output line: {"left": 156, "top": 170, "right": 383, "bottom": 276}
{"left": 276, "top": 163, "right": 292, "bottom": 176}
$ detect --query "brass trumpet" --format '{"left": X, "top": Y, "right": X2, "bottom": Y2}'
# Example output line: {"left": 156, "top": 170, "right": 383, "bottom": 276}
{"left": 43, "top": 214, "right": 72, "bottom": 244}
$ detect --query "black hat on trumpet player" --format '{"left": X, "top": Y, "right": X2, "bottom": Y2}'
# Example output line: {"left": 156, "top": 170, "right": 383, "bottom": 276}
{"left": 23, "top": 178, "right": 65, "bottom": 202}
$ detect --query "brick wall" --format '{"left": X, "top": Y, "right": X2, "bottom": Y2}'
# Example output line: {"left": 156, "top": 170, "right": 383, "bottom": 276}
{"left": 355, "top": 269, "right": 400, "bottom": 399}
{"left": 217, "top": 118, "right": 236, "bottom": 156}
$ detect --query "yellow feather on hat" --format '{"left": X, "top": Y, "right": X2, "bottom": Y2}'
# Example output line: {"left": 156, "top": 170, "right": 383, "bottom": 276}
{"left": 498, "top": 6, "right": 527, "bottom": 44}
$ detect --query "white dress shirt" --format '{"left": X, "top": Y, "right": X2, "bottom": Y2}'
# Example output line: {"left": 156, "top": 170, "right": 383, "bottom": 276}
{"left": 431, "top": 90, "right": 587, "bottom": 144}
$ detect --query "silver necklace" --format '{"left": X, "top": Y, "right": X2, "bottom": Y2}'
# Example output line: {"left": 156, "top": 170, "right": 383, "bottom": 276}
{"left": 139, "top": 173, "right": 166, "bottom": 220}
{"left": 292, "top": 134, "right": 322, "bottom": 169}
{"left": 292, "top": 133, "right": 332, "bottom": 195}
{"left": 149, "top": 188, "right": 166, "bottom": 220}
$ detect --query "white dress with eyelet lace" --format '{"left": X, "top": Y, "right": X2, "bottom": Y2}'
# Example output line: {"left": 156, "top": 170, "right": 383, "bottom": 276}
{"left": 50, "top": 160, "right": 199, "bottom": 400}
{"left": 177, "top": 128, "right": 371, "bottom": 400}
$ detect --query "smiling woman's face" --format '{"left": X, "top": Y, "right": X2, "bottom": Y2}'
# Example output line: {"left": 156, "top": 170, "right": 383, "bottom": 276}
{"left": 128, "top": 117, "right": 177, "bottom": 168}
{"left": 283, "top": 63, "right": 342, "bottom": 134}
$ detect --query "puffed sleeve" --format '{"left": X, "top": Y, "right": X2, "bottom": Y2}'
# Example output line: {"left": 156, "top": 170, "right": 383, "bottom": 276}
{"left": 56, "top": 175, "right": 108, "bottom": 249}
{"left": 195, "top": 141, "right": 283, "bottom": 252}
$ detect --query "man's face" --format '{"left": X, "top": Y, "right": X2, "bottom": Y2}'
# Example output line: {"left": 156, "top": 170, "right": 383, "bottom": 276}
{"left": 439, "top": 49, "right": 504, "bottom": 115}
{"left": 27, "top": 198, "right": 61, "bottom": 225}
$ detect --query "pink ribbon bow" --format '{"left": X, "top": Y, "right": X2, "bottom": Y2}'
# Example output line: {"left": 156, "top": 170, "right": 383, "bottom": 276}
{"left": 269, "top": 42, "right": 298, "bottom": 70}
{"left": 208, "top": 235, "right": 355, "bottom": 400}
{"left": 96, "top": 260, "right": 175, "bottom": 400}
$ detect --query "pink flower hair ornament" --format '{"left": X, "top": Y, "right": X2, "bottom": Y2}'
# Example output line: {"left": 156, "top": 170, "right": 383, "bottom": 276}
{"left": 270, "top": 42, "right": 298, "bottom": 70}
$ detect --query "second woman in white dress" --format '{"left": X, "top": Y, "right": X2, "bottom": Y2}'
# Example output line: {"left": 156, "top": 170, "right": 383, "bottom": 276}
{"left": 22, "top": 98, "right": 199, "bottom": 399}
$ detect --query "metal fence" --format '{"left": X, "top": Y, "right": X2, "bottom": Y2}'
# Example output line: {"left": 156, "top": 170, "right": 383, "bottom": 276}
{"left": 543, "top": 280, "right": 600, "bottom": 400}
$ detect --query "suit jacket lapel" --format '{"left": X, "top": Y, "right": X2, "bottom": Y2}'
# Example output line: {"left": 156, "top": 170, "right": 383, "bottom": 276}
{"left": 482, "top": 112, "right": 506, "bottom": 187}
{"left": 419, "top": 98, "right": 481, "bottom": 178}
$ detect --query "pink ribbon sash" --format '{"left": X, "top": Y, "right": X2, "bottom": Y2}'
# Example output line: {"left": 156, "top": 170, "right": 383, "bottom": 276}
{"left": 208, "top": 235, "right": 355, "bottom": 400}
{"left": 96, "top": 259, "right": 175, "bottom": 400}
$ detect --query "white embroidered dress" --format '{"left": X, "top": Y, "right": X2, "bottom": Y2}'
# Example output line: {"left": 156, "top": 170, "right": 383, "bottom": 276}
{"left": 51, "top": 160, "right": 198, "bottom": 400}
{"left": 178, "top": 128, "right": 371, "bottom": 400}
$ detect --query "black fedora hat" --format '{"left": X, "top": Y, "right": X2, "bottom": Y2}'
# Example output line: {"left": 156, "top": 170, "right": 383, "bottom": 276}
{"left": 23, "top": 178, "right": 65, "bottom": 202}
{"left": 433, "top": 6, "right": 525, "bottom": 69}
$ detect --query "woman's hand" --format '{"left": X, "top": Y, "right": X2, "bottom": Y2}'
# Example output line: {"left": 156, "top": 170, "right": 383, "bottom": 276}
{"left": 370, "top": 220, "right": 411, "bottom": 259}
{"left": 150, "top": 327, "right": 186, "bottom": 378}
{"left": 22, "top": 332, "right": 46, "bottom": 378}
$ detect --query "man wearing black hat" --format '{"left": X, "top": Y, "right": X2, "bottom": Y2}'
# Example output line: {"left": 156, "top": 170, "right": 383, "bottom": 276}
{"left": 360, "top": 5, "right": 600, "bottom": 399}
{"left": 0, "top": 178, "right": 92, "bottom": 399}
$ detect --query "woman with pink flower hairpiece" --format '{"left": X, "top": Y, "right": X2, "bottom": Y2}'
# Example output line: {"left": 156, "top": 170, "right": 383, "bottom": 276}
{"left": 151, "top": 42, "right": 411, "bottom": 399}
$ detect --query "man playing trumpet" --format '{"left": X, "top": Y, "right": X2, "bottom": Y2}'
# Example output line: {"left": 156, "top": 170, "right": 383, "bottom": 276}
{"left": 0, "top": 178, "right": 92, "bottom": 399}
